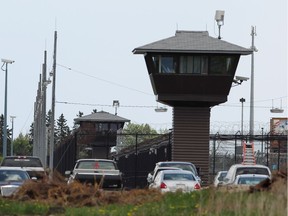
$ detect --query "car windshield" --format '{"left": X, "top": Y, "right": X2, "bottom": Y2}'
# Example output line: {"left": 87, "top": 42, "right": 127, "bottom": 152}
{"left": 163, "top": 173, "right": 195, "bottom": 181}
{"left": 1, "top": 158, "right": 43, "bottom": 167}
{"left": 0, "top": 170, "right": 29, "bottom": 182}
{"left": 76, "top": 161, "right": 116, "bottom": 170}
{"left": 235, "top": 168, "right": 269, "bottom": 176}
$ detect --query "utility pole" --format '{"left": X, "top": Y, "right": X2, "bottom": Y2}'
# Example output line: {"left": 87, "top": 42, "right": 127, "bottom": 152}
{"left": 249, "top": 26, "right": 257, "bottom": 141}
{"left": 240, "top": 98, "right": 245, "bottom": 135}
{"left": 10, "top": 116, "right": 16, "bottom": 156}
{"left": 1, "top": 59, "right": 14, "bottom": 157}
{"left": 49, "top": 31, "right": 57, "bottom": 176}
{"left": 42, "top": 50, "right": 48, "bottom": 168}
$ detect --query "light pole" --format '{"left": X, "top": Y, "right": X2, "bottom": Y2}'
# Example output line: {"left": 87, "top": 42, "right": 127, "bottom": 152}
{"left": 10, "top": 116, "right": 16, "bottom": 156}
{"left": 113, "top": 100, "right": 119, "bottom": 115}
{"left": 1, "top": 59, "right": 14, "bottom": 157}
{"left": 240, "top": 98, "right": 245, "bottom": 135}
{"left": 249, "top": 26, "right": 257, "bottom": 140}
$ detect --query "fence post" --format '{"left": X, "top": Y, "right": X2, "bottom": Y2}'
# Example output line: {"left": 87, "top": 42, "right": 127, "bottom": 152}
{"left": 235, "top": 131, "right": 241, "bottom": 164}
{"left": 134, "top": 133, "right": 138, "bottom": 188}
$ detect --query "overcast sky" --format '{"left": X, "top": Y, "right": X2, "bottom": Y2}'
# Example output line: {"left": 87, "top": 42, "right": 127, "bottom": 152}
{"left": 0, "top": 0, "right": 287, "bottom": 137}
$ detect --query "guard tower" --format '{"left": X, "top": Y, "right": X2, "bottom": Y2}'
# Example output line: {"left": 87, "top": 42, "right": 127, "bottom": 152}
{"left": 133, "top": 31, "right": 252, "bottom": 184}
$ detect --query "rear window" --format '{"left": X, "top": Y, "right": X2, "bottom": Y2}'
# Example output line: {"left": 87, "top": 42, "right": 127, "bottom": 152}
{"left": 160, "top": 163, "right": 197, "bottom": 174}
{"left": 237, "top": 176, "right": 268, "bottom": 185}
{"left": 1, "top": 157, "right": 43, "bottom": 167}
{"left": 164, "top": 173, "right": 195, "bottom": 181}
{"left": 76, "top": 161, "right": 116, "bottom": 170}
{"left": 235, "top": 167, "right": 270, "bottom": 176}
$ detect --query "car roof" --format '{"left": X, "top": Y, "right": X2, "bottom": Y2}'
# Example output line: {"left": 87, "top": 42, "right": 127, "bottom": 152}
{"left": 229, "top": 164, "right": 269, "bottom": 168}
{"left": 157, "top": 161, "right": 195, "bottom": 166}
{"left": 159, "top": 170, "right": 196, "bottom": 175}
{"left": 235, "top": 174, "right": 270, "bottom": 178}
{"left": 0, "top": 167, "right": 28, "bottom": 171}
{"left": 156, "top": 167, "right": 182, "bottom": 170}
{"left": 76, "top": 159, "right": 115, "bottom": 162}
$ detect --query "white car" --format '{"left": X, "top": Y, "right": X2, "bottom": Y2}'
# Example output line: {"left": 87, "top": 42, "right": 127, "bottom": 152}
{"left": 222, "top": 164, "right": 271, "bottom": 186}
{"left": 149, "top": 170, "right": 201, "bottom": 193}
{"left": 149, "top": 161, "right": 202, "bottom": 184}
{"left": 233, "top": 174, "right": 270, "bottom": 186}
{"left": 213, "top": 171, "right": 228, "bottom": 187}
{"left": 147, "top": 167, "right": 182, "bottom": 185}
{"left": 0, "top": 167, "right": 31, "bottom": 197}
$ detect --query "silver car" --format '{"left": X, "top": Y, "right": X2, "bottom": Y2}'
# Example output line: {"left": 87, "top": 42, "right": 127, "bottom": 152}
{"left": 149, "top": 169, "right": 201, "bottom": 193}
{"left": 0, "top": 167, "right": 31, "bottom": 196}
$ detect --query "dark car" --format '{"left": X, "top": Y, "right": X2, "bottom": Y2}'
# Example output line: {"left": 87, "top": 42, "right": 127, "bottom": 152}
{"left": 65, "top": 159, "right": 123, "bottom": 190}
{"left": 0, "top": 156, "right": 46, "bottom": 179}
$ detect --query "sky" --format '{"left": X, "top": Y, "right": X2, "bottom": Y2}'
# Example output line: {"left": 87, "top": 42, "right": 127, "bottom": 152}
{"left": 0, "top": 0, "right": 287, "bottom": 138}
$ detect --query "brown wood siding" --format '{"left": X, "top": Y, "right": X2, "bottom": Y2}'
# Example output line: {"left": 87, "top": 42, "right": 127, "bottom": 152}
{"left": 172, "top": 107, "right": 210, "bottom": 184}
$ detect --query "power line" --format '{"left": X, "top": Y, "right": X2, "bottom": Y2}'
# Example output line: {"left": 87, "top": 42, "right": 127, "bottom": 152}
{"left": 57, "top": 63, "right": 153, "bottom": 96}
{"left": 56, "top": 101, "right": 158, "bottom": 108}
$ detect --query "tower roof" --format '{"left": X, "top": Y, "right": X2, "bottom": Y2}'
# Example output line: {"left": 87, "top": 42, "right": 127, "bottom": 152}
{"left": 133, "top": 31, "right": 252, "bottom": 55}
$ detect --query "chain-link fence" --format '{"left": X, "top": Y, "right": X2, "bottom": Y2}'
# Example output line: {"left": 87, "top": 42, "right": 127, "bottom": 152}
{"left": 54, "top": 131, "right": 287, "bottom": 188}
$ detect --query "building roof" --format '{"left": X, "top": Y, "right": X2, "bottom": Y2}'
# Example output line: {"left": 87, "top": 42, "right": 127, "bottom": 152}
{"left": 74, "top": 111, "right": 130, "bottom": 123}
{"left": 133, "top": 31, "right": 252, "bottom": 55}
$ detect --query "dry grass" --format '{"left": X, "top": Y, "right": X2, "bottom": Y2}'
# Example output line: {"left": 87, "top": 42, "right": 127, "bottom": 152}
{"left": 10, "top": 172, "right": 163, "bottom": 208}
{"left": 3, "top": 167, "right": 286, "bottom": 216}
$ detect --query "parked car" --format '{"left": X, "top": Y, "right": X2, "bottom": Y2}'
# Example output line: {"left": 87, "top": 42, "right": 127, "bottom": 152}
{"left": 65, "top": 159, "right": 123, "bottom": 190}
{"left": 213, "top": 171, "right": 228, "bottom": 187}
{"left": 0, "top": 156, "right": 46, "bottom": 179}
{"left": 222, "top": 164, "right": 271, "bottom": 186}
{"left": 147, "top": 167, "right": 182, "bottom": 185}
{"left": 149, "top": 161, "right": 202, "bottom": 184}
{"left": 233, "top": 174, "right": 270, "bottom": 186}
{"left": 149, "top": 169, "right": 201, "bottom": 193}
{"left": 0, "top": 167, "right": 31, "bottom": 196}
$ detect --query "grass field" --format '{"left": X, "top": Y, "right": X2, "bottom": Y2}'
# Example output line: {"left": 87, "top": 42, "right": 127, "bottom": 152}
{"left": 0, "top": 173, "right": 286, "bottom": 216}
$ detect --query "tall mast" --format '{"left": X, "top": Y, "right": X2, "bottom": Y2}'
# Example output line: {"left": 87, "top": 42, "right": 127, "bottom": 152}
{"left": 249, "top": 26, "right": 256, "bottom": 140}
{"left": 49, "top": 31, "right": 57, "bottom": 176}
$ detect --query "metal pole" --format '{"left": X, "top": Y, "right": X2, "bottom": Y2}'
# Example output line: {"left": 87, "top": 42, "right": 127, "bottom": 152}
{"left": 249, "top": 26, "right": 256, "bottom": 141}
{"left": 1, "top": 59, "right": 14, "bottom": 157}
{"left": 10, "top": 116, "right": 16, "bottom": 156}
{"left": 240, "top": 98, "right": 245, "bottom": 135}
{"left": 261, "top": 128, "right": 264, "bottom": 158}
{"left": 42, "top": 50, "right": 47, "bottom": 168}
{"left": 49, "top": 31, "right": 57, "bottom": 176}
{"left": 3, "top": 63, "right": 8, "bottom": 157}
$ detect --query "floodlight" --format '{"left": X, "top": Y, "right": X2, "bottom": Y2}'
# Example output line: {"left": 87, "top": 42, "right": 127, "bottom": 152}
{"left": 215, "top": 10, "right": 225, "bottom": 39}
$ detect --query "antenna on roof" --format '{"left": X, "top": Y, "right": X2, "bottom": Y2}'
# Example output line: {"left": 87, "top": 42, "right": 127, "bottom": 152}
{"left": 215, "top": 10, "right": 225, "bottom": 39}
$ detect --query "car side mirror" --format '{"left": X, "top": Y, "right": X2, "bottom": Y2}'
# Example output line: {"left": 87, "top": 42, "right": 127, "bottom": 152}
{"left": 147, "top": 173, "right": 153, "bottom": 183}
{"left": 65, "top": 170, "right": 72, "bottom": 176}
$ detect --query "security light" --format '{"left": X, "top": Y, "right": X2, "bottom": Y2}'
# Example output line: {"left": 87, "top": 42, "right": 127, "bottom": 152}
{"left": 1, "top": 59, "right": 14, "bottom": 64}
{"left": 215, "top": 10, "right": 225, "bottom": 39}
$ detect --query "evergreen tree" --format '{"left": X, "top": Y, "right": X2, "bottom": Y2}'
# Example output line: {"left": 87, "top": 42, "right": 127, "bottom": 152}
{"left": 77, "top": 111, "right": 84, "bottom": 117}
{"left": 55, "top": 113, "right": 70, "bottom": 145}
{"left": 92, "top": 109, "right": 97, "bottom": 113}
{"left": 73, "top": 111, "right": 84, "bottom": 130}
{"left": 0, "top": 114, "right": 12, "bottom": 155}
{"left": 29, "top": 122, "right": 34, "bottom": 144}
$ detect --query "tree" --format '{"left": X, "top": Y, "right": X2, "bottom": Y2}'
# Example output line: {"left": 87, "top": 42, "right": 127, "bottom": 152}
{"left": 0, "top": 114, "right": 12, "bottom": 156}
{"left": 120, "top": 123, "right": 158, "bottom": 147}
{"left": 13, "top": 133, "right": 33, "bottom": 156}
{"left": 55, "top": 113, "right": 71, "bottom": 145}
